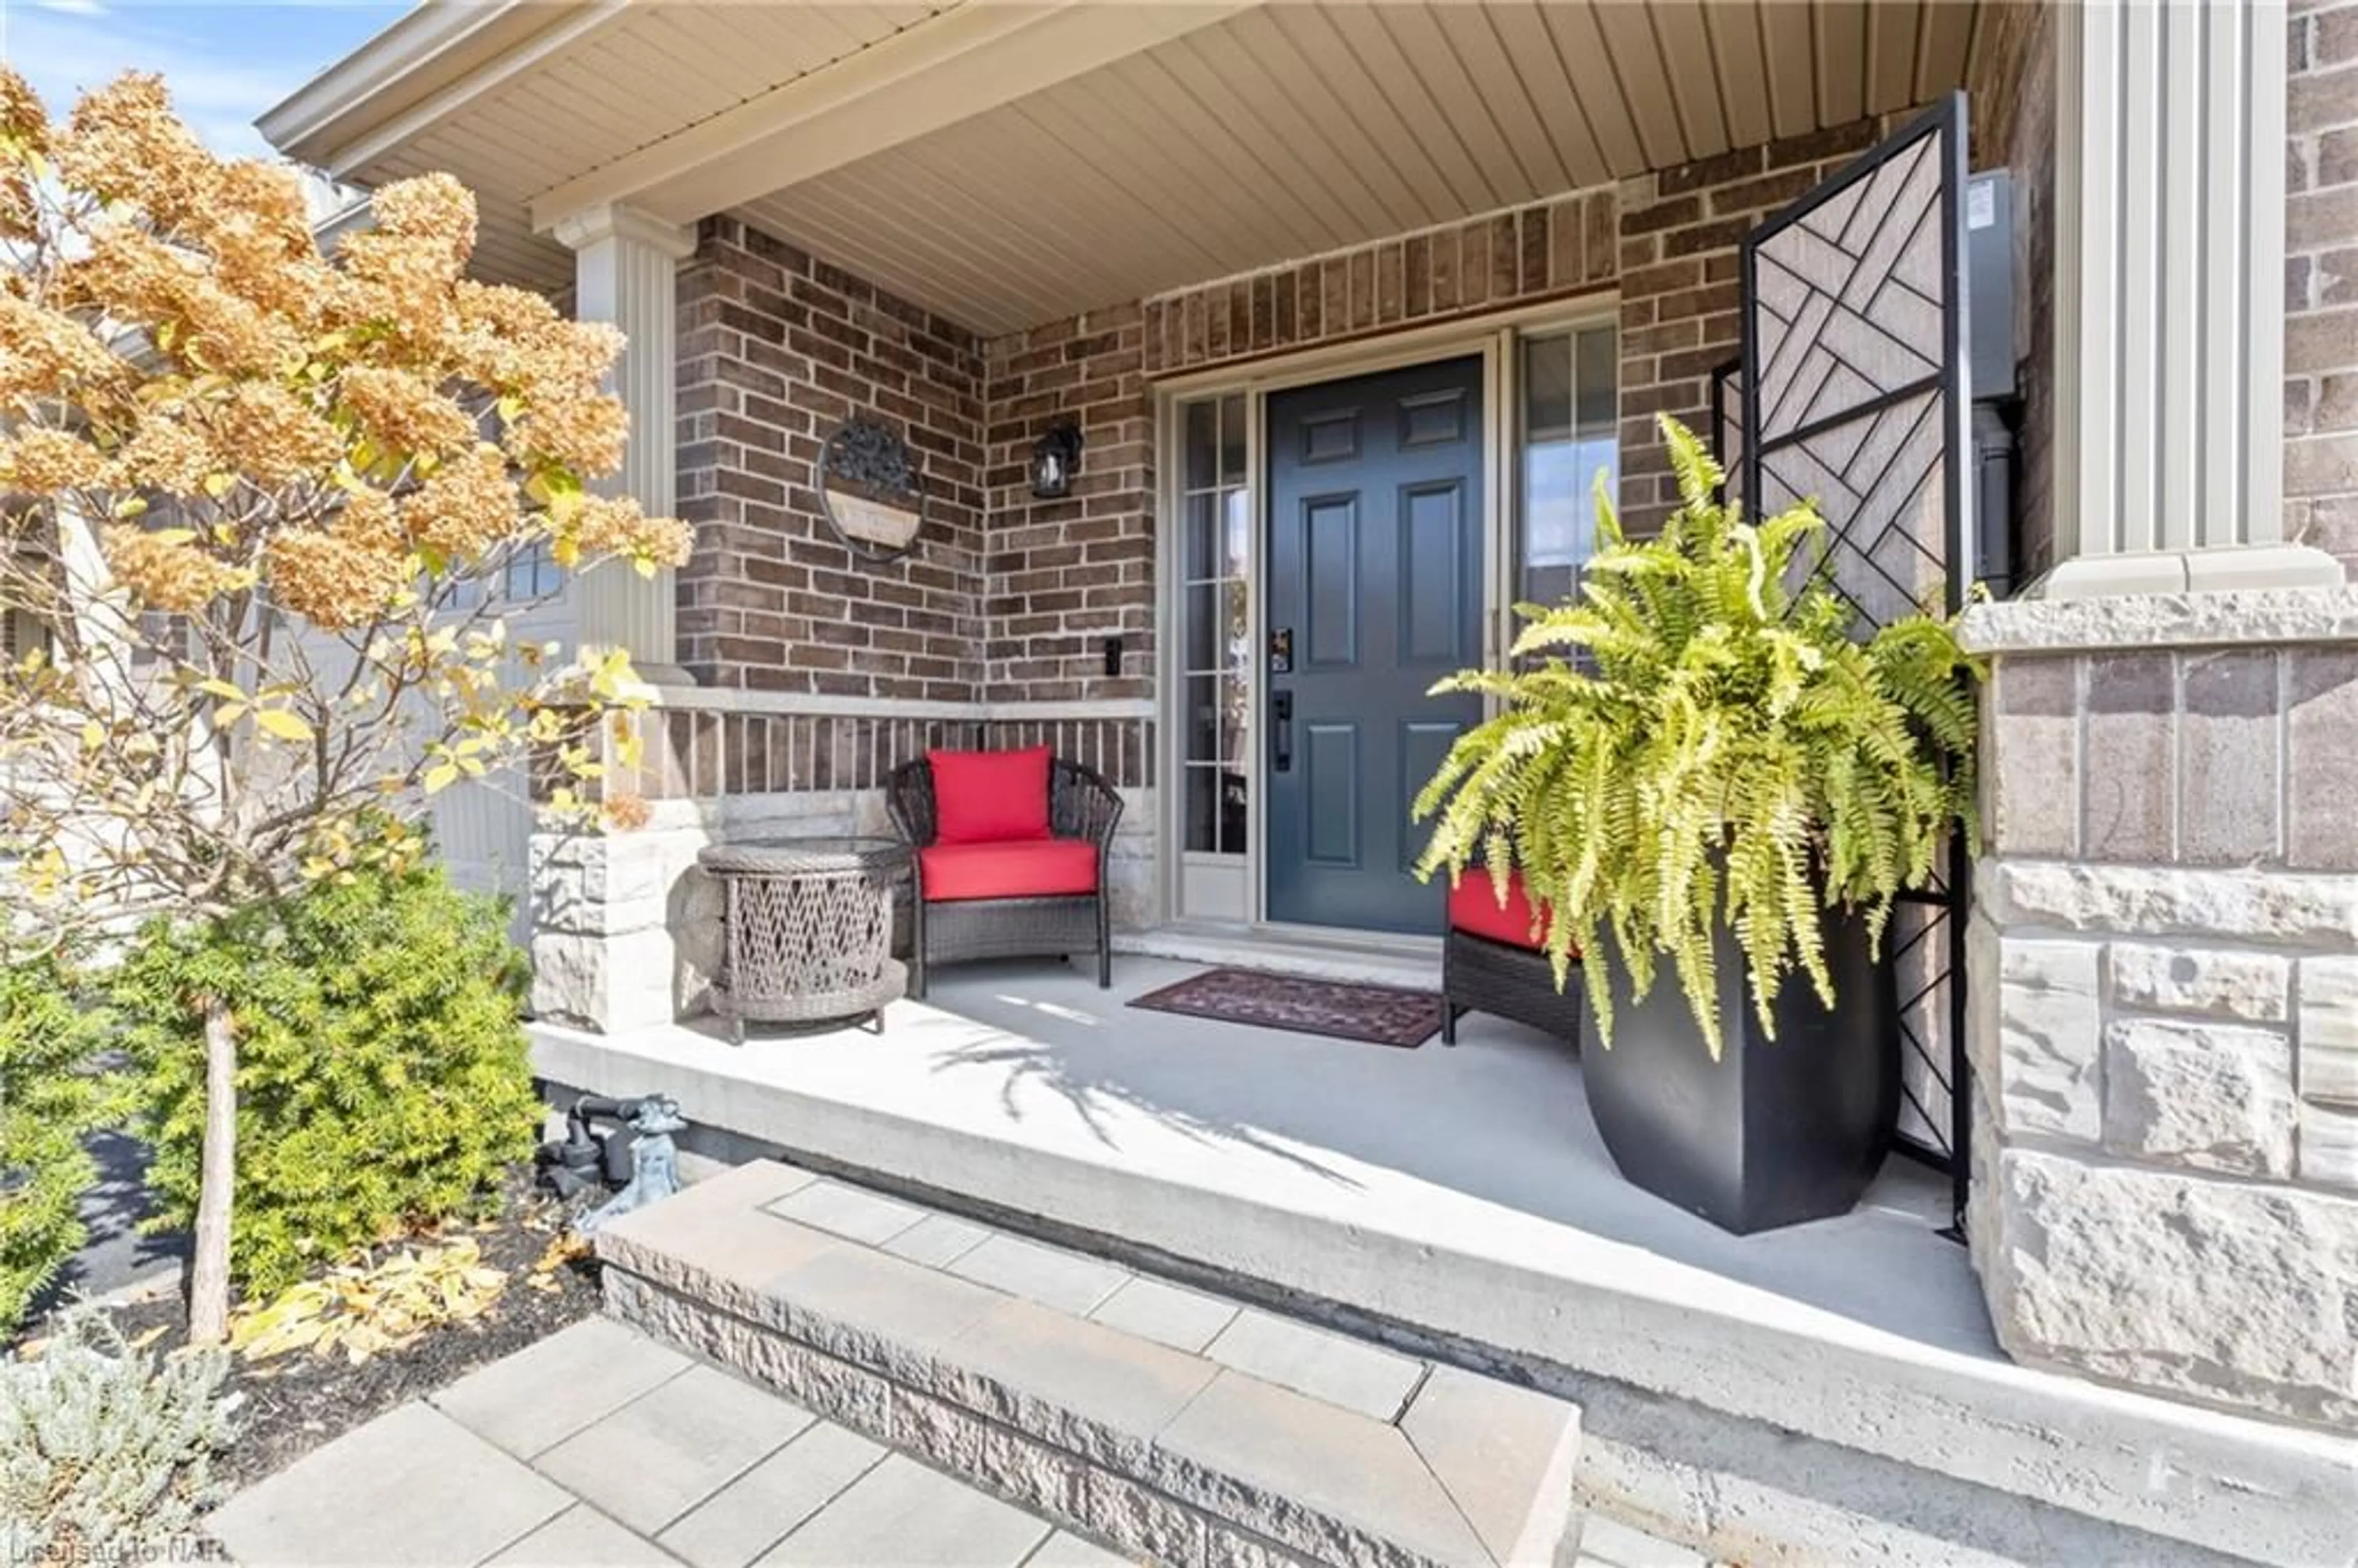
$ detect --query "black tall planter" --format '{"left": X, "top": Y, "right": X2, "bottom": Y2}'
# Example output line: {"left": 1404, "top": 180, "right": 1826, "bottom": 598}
{"left": 1585, "top": 906, "right": 1899, "bottom": 1235}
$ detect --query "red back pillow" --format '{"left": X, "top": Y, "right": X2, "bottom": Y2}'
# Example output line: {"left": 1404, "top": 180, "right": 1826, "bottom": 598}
{"left": 928, "top": 746, "right": 1053, "bottom": 844}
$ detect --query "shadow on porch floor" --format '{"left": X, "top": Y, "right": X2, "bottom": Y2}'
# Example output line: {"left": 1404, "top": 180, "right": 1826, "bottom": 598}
{"left": 545, "top": 953, "right": 1989, "bottom": 1362}
{"left": 885, "top": 957, "right": 1984, "bottom": 1356}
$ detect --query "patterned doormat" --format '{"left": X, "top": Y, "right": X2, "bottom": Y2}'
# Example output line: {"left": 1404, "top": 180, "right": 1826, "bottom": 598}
{"left": 1129, "top": 967, "right": 1443, "bottom": 1049}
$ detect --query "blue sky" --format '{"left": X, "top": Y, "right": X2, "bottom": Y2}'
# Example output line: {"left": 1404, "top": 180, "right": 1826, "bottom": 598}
{"left": 2, "top": 0, "right": 406, "bottom": 158}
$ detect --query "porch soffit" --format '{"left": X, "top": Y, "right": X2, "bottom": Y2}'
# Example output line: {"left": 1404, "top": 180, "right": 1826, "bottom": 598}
{"left": 735, "top": 0, "right": 1982, "bottom": 336}
{"left": 265, "top": 0, "right": 963, "bottom": 296}
{"left": 270, "top": 1, "right": 1983, "bottom": 336}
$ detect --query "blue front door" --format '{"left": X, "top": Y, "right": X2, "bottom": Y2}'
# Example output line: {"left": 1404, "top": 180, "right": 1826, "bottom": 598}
{"left": 1264, "top": 357, "right": 1485, "bottom": 935}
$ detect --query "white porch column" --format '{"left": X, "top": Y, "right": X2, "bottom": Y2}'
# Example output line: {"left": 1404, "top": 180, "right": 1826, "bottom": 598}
{"left": 550, "top": 201, "right": 696, "bottom": 681}
{"left": 2045, "top": 0, "right": 2341, "bottom": 596}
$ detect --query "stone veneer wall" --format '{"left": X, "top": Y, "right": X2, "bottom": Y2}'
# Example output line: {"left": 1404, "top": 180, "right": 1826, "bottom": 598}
{"left": 674, "top": 217, "right": 988, "bottom": 698}
{"left": 2289, "top": 0, "right": 2358, "bottom": 575}
{"left": 1966, "top": 590, "right": 2358, "bottom": 1432}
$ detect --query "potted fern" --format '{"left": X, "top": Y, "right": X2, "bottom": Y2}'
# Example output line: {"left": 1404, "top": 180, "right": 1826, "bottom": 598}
{"left": 1414, "top": 416, "right": 1980, "bottom": 1233}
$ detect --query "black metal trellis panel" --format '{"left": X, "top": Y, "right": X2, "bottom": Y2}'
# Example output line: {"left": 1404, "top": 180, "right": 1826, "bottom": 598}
{"left": 1735, "top": 93, "right": 1974, "bottom": 1232}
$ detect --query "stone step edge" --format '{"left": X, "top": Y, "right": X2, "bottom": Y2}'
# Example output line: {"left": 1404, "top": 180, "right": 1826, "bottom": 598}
{"left": 605, "top": 1269, "right": 1337, "bottom": 1568}
{"left": 591, "top": 1162, "right": 1582, "bottom": 1568}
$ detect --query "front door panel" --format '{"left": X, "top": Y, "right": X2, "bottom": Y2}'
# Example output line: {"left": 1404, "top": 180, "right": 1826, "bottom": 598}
{"left": 1266, "top": 357, "right": 1484, "bottom": 934}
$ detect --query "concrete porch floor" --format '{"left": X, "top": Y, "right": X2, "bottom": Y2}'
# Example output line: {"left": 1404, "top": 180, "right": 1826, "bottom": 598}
{"left": 530, "top": 957, "right": 2356, "bottom": 1566}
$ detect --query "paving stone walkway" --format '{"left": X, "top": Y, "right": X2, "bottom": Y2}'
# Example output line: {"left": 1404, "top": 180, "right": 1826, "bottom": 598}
{"left": 206, "top": 1314, "right": 1704, "bottom": 1567}
{"left": 206, "top": 1316, "right": 1125, "bottom": 1568}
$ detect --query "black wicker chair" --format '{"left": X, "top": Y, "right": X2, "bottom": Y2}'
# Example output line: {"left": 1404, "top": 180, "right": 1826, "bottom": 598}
{"left": 885, "top": 755, "right": 1124, "bottom": 998}
{"left": 1440, "top": 872, "right": 1582, "bottom": 1049}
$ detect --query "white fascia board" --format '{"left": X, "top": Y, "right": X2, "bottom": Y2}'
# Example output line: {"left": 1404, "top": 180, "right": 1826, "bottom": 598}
{"left": 256, "top": 0, "right": 594, "bottom": 176}
{"left": 528, "top": 1, "right": 1250, "bottom": 234}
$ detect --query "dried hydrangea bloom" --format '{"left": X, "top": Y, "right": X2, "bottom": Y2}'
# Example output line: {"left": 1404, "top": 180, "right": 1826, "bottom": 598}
{"left": 332, "top": 486, "right": 402, "bottom": 553}
{"left": 2, "top": 429, "right": 106, "bottom": 492}
{"left": 400, "top": 444, "right": 521, "bottom": 562}
{"left": 507, "top": 394, "right": 628, "bottom": 476}
{"left": 112, "top": 419, "right": 216, "bottom": 496}
{"left": 562, "top": 494, "right": 695, "bottom": 571}
{"left": 266, "top": 527, "right": 410, "bottom": 631}
{"left": 0, "top": 295, "right": 122, "bottom": 402}
{"left": 337, "top": 365, "right": 480, "bottom": 463}
{"left": 56, "top": 74, "right": 212, "bottom": 226}
{"left": 198, "top": 384, "right": 344, "bottom": 489}
{"left": 98, "top": 524, "right": 245, "bottom": 613}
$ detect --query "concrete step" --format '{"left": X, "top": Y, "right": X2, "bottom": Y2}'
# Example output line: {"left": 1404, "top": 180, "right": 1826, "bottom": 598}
{"left": 593, "top": 1160, "right": 1584, "bottom": 1568}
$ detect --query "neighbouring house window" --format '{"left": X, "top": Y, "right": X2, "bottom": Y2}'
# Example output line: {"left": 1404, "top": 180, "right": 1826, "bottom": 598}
{"left": 1178, "top": 394, "right": 1249, "bottom": 856}
{"left": 1, "top": 604, "right": 48, "bottom": 664}
{"left": 1518, "top": 325, "right": 1617, "bottom": 608}
{"left": 502, "top": 541, "right": 561, "bottom": 604}
{"left": 4, "top": 532, "right": 55, "bottom": 664}
{"left": 448, "top": 540, "right": 559, "bottom": 611}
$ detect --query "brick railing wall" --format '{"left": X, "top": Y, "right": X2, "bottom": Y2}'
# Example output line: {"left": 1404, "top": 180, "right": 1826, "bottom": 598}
{"left": 2289, "top": 1, "right": 2358, "bottom": 575}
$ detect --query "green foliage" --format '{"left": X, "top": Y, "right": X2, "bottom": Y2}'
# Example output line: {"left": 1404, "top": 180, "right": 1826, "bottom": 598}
{"left": 113, "top": 858, "right": 540, "bottom": 1296}
{"left": 1, "top": 1305, "right": 238, "bottom": 1563}
{"left": 0, "top": 954, "right": 109, "bottom": 1341}
{"left": 1415, "top": 416, "right": 1982, "bottom": 1057}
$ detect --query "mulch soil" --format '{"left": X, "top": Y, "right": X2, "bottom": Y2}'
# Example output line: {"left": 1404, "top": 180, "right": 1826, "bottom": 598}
{"left": 25, "top": 1165, "right": 605, "bottom": 1490}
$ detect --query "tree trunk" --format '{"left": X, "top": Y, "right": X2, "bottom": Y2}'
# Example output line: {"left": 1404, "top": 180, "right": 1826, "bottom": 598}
{"left": 187, "top": 998, "right": 238, "bottom": 1345}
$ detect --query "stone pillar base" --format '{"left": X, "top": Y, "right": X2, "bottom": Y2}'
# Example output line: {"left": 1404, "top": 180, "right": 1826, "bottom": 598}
{"left": 1963, "top": 585, "right": 2358, "bottom": 1434}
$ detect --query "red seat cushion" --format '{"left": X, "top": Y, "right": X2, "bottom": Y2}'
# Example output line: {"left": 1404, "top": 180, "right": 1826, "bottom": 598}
{"left": 928, "top": 746, "right": 1052, "bottom": 844}
{"left": 919, "top": 839, "right": 1100, "bottom": 902}
{"left": 1448, "top": 868, "right": 1558, "bottom": 951}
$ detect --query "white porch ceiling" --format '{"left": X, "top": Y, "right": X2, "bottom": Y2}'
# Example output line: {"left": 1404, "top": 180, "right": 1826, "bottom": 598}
{"left": 743, "top": 1, "right": 1981, "bottom": 335}
{"left": 276, "top": 1, "right": 1984, "bottom": 336}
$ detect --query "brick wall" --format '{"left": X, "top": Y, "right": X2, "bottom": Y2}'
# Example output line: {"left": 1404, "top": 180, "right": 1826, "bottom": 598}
{"left": 674, "top": 216, "right": 988, "bottom": 698}
{"left": 677, "top": 106, "right": 2047, "bottom": 702}
{"left": 982, "top": 308, "right": 1156, "bottom": 702}
{"left": 1140, "top": 189, "right": 1617, "bottom": 379}
{"left": 1614, "top": 117, "right": 1913, "bottom": 535}
{"left": 1967, "top": 0, "right": 2056, "bottom": 585}
{"left": 2289, "top": 1, "right": 2358, "bottom": 575}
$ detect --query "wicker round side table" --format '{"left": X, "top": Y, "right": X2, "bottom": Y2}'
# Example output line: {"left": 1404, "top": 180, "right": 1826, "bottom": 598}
{"left": 698, "top": 836, "right": 910, "bottom": 1042}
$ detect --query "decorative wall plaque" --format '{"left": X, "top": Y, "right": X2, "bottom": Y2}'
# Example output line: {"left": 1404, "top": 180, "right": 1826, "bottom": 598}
{"left": 817, "top": 416, "right": 925, "bottom": 562}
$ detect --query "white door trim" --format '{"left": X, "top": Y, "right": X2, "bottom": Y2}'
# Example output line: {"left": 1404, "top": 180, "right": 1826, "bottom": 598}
{"left": 1151, "top": 302, "right": 1616, "bottom": 934}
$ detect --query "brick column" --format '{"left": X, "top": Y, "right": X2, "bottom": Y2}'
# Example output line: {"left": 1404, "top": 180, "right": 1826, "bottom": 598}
{"left": 551, "top": 202, "right": 697, "bottom": 683}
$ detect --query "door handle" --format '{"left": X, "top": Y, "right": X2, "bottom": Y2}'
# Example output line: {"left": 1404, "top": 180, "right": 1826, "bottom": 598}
{"left": 1271, "top": 691, "right": 1293, "bottom": 773}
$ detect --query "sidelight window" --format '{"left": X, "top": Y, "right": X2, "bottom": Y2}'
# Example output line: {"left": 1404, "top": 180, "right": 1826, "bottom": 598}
{"left": 1516, "top": 324, "right": 1617, "bottom": 608}
{"left": 1177, "top": 393, "right": 1250, "bottom": 856}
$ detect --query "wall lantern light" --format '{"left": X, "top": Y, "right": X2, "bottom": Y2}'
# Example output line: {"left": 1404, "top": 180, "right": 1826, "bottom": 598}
{"left": 1029, "top": 420, "right": 1084, "bottom": 500}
